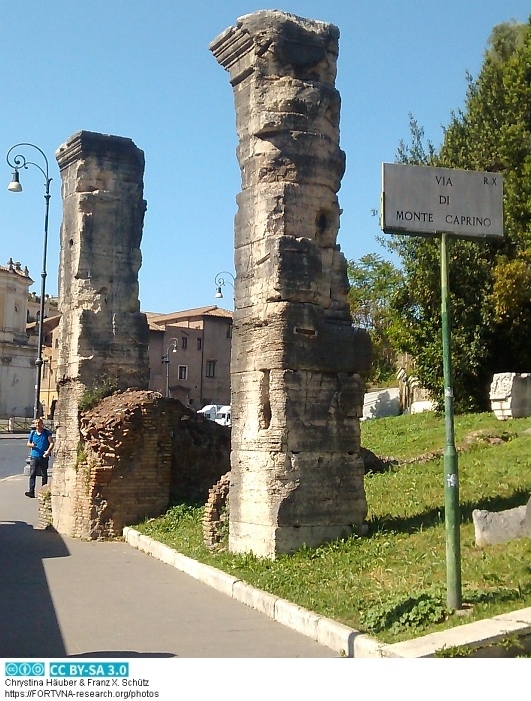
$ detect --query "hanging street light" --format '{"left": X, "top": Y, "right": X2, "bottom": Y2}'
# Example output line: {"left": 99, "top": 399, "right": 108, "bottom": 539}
{"left": 162, "top": 338, "right": 178, "bottom": 397}
{"left": 6, "top": 143, "right": 52, "bottom": 420}
{"left": 214, "top": 271, "right": 235, "bottom": 299}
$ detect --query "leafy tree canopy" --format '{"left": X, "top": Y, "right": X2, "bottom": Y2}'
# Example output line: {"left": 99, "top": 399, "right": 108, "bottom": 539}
{"left": 347, "top": 253, "right": 402, "bottom": 386}
{"left": 384, "top": 19, "right": 531, "bottom": 412}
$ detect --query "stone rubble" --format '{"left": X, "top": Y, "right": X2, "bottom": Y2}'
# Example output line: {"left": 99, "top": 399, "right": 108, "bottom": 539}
{"left": 490, "top": 372, "right": 531, "bottom": 420}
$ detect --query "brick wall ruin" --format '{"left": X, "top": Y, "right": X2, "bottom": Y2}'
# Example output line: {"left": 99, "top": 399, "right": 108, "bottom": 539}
{"left": 71, "top": 389, "right": 230, "bottom": 539}
{"left": 211, "top": 11, "right": 369, "bottom": 557}
{"left": 203, "top": 471, "right": 231, "bottom": 549}
{"left": 51, "top": 131, "right": 151, "bottom": 536}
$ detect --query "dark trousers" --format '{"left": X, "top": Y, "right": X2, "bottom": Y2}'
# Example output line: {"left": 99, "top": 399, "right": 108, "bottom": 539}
{"left": 29, "top": 456, "right": 49, "bottom": 495}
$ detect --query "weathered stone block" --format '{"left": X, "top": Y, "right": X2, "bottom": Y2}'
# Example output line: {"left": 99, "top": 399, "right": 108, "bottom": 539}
{"left": 473, "top": 498, "right": 531, "bottom": 547}
{"left": 231, "top": 368, "right": 363, "bottom": 453}
{"left": 212, "top": 11, "right": 370, "bottom": 557}
{"left": 490, "top": 372, "right": 531, "bottom": 420}
{"left": 51, "top": 131, "right": 151, "bottom": 537}
{"left": 231, "top": 302, "right": 364, "bottom": 374}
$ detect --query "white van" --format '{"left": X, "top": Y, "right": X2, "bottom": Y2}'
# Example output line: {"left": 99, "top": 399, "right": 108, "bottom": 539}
{"left": 197, "top": 404, "right": 222, "bottom": 422}
{"left": 215, "top": 405, "right": 231, "bottom": 427}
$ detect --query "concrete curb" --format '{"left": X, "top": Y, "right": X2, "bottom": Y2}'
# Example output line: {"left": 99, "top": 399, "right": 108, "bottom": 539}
{"left": 122, "top": 527, "right": 531, "bottom": 658}
{"left": 380, "top": 606, "right": 531, "bottom": 658}
{"left": 122, "top": 526, "right": 385, "bottom": 657}
{"left": 0, "top": 474, "right": 26, "bottom": 482}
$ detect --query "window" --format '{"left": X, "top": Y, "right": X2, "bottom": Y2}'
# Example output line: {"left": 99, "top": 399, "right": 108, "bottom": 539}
{"left": 181, "top": 336, "right": 188, "bottom": 349}
{"left": 197, "top": 337, "right": 202, "bottom": 351}
{"left": 226, "top": 324, "right": 233, "bottom": 339}
{"left": 205, "top": 360, "right": 216, "bottom": 378}
{"left": 178, "top": 365, "right": 188, "bottom": 380}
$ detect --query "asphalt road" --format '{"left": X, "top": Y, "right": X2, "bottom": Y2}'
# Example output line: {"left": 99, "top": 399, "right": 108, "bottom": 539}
{"left": 0, "top": 436, "right": 31, "bottom": 479}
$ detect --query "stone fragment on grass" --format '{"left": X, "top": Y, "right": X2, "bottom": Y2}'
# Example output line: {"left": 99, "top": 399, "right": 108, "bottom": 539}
{"left": 473, "top": 497, "right": 531, "bottom": 547}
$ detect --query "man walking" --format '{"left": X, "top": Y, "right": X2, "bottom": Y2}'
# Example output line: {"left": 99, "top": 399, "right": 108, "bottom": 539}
{"left": 26, "top": 418, "right": 54, "bottom": 498}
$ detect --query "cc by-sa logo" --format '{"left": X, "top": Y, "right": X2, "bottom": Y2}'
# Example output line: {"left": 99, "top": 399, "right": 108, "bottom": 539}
{"left": 5, "top": 662, "right": 45, "bottom": 676}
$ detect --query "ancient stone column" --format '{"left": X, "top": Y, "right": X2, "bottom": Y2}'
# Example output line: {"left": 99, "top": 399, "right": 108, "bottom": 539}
{"left": 52, "top": 130, "right": 150, "bottom": 537}
{"left": 211, "top": 11, "right": 369, "bottom": 557}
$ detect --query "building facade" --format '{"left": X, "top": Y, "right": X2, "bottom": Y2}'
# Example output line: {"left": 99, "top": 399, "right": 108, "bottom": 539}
{"left": 37, "top": 305, "right": 233, "bottom": 416}
{"left": 40, "top": 314, "right": 61, "bottom": 419}
{"left": 0, "top": 259, "right": 36, "bottom": 417}
{"left": 147, "top": 306, "right": 232, "bottom": 408}
{"left": 0, "top": 255, "right": 59, "bottom": 418}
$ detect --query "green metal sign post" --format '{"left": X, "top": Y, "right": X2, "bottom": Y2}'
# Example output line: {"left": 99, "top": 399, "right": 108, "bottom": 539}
{"left": 381, "top": 163, "right": 504, "bottom": 612}
{"left": 440, "top": 232, "right": 462, "bottom": 610}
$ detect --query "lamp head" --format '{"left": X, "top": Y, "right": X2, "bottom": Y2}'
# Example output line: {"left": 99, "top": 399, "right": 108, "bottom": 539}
{"left": 215, "top": 286, "right": 223, "bottom": 298}
{"left": 7, "top": 169, "right": 22, "bottom": 193}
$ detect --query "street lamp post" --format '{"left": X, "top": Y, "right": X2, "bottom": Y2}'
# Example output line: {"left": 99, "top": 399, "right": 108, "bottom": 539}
{"left": 214, "top": 271, "right": 235, "bottom": 299}
{"left": 162, "top": 338, "right": 178, "bottom": 397}
{"left": 6, "top": 143, "right": 52, "bottom": 420}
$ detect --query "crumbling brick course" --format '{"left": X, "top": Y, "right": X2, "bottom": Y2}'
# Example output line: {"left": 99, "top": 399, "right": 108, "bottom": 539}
{"left": 203, "top": 471, "right": 231, "bottom": 549}
{"left": 69, "top": 389, "right": 230, "bottom": 539}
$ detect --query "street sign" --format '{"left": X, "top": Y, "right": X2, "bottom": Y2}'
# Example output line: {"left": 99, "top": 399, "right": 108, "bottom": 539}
{"left": 379, "top": 161, "right": 506, "bottom": 610}
{"left": 382, "top": 163, "right": 504, "bottom": 238}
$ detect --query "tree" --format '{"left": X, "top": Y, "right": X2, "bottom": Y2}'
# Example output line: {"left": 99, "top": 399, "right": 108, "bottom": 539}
{"left": 384, "top": 20, "right": 531, "bottom": 412}
{"left": 347, "top": 253, "right": 402, "bottom": 386}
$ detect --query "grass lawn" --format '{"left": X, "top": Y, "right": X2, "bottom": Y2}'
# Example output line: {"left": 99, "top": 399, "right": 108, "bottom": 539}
{"left": 133, "top": 411, "right": 531, "bottom": 644}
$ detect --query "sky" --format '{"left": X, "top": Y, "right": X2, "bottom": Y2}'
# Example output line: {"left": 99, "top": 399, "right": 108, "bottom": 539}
{"left": 1, "top": 0, "right": 530, "bottom": 314}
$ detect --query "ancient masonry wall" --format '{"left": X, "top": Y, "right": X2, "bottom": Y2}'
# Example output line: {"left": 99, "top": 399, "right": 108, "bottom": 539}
{"left": 51, "top": 131, "right": 150, "bottom": 537}
{"left": 76, "top": 390, "right": 230, "bottom": 539}
{"left": 40, "top": 390, "right": 230, "bottom": 538}
{"left": 211, "top": 11, "right": 369, "bottom": 557}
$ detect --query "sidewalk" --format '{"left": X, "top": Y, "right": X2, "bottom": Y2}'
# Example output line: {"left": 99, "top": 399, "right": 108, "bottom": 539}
{"left": 0, "top": 474, "right": 336, "bottom": 658}
{"left": 2, "top": 472, "right": 530, "bottom": 658}
{"left": 123, "top": 526, "right": 531, "bottom": 658}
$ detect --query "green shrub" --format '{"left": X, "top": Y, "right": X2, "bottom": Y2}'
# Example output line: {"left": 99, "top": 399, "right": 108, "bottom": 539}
{"left": 361, "top": 588, "right": 449, "bottom": 635}
{"left": 79, "top": 376, "right": 119, "bottom": 412}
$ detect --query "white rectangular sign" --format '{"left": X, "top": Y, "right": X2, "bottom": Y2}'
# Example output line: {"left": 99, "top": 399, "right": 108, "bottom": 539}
{"left": 381, "top": 163, "right": 504, "bottom": 238}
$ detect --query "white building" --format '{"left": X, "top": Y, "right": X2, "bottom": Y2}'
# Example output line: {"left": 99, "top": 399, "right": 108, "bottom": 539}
{"left": 0, "top": 258, "right": 36, "bottom": 417}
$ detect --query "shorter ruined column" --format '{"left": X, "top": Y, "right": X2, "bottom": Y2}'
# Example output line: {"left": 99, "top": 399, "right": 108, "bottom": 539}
{"left": 52, "top": 131, "right": 150, "bottom": 537}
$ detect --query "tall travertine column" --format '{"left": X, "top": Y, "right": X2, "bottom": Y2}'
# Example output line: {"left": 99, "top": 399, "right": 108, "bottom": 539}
{"left": 52, "top": 131, "right": 149, "bottom": 537}
{"left": 211, "top": 11, "right": 368, "bottom": 557}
